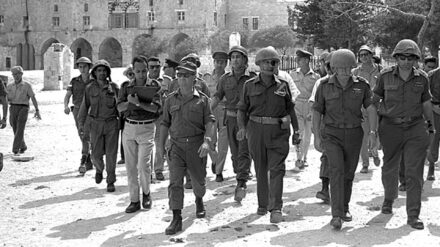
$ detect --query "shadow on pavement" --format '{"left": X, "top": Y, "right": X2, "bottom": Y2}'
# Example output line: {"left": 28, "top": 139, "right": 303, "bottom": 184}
{"left": 9, "top": 170, "right": 79, "bottom": 187}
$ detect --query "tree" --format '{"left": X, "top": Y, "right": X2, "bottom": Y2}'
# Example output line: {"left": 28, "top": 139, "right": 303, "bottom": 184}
{"left": 248, "top": 25, "right": 298, "bottom": 55}
{"left": 132, "top": 36, "right": 166, "bottom": 58}
{"left": 209, "top": 29, "right": 231, "bottom": 52}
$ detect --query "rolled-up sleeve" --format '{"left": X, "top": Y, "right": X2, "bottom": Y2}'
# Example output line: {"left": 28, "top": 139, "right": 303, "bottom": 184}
{"left": 237, "top": 83, "right": 249, "bottom": 112}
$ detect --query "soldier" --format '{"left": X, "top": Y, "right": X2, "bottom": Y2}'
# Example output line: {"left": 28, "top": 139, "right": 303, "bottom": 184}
{"left": 427, "top": 66, "right": 440, "bottom": 181}
{"left": 423, "top": 56, "right": 437, "bottom": 73}
{"left": 370, "top": 39, "right": 434, "bottom": 230}
{"left": 237, "top": 46, "right": 300, "bottom": 223}
{"left": 313, "top": 49, "right": 375, "bottom": 230}
{"left": 310, "top": 51, "right": 333, "bottom": 204}
{"left": 78, "top": 60, "right": 119, "bottom": 193}
{"left": 0, "top": 75, "right": 8, "bottom": 171}
{"left": 211, "top": 45, "right": 256, "bottom": 202}
{"left": 290, "top": 49, "right": 320, "bottom": 172}
{"left": 162, "top": 58, "right": 179, "bottom": 95}
{"left": 352, "top": 45, "right": 382, "bottom": 173}
{"left": 206, "top": 51, "right": 229, "bottom": 182}
{"left": 159, "top": 61, "right": 215, "bottom": 235}
{"left": 64, "top": 57, "right": 93, "bottom": 175}
{"left": 117, "top": 56, "right": 161, "bottom": 213}
{"left": 6, "top": 66, "right": 41, "bottom": 155}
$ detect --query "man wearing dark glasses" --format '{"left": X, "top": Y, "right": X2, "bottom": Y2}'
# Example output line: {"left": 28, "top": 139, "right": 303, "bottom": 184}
{"left": 370, "top": 39, "right": 434, "bottom": 230}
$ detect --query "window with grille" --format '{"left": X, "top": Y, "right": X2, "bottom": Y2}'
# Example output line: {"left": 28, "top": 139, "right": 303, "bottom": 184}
{"left": 148, "top": 11, "right": 155, "bottom": 22}
{"left": 242, "top": 17, "right": 248, "bottom": 30}
{"left": 252, "top": 17, "right": 259, "bottom": 30}
{"left": 52, "top": 17, "right": 60, "bottom": 27}
{"left": 109, "top": 13, "right": 123, "bottom": 28}
{"left": 177, "top": 11, "right": 185, "bottom": 21}
{"left": 83, "top": 16, "right": 90, "bottom": 26}
{"left": 126, "top": 12, "right": 138, "bottom": 28}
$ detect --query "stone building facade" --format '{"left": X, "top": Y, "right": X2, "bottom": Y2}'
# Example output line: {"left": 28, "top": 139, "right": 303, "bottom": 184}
{"left": 0, "top": 0, "right": 303, "bottom": 71}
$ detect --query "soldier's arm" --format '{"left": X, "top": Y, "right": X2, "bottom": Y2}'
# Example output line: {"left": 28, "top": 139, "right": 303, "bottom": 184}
{"left": 77, "top": 91, "right": 90, "bottom": 129}
{"left": 211, "top": 76, "right": 226, "bottom": 110}
{"left": 64, "top": 91, "right": 72, "bottom": 109}
{"left": 159, "top": 98, "right": 171, "bottom": 155}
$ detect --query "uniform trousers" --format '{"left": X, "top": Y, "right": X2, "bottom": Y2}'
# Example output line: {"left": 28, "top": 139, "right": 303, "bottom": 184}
{"left": 322, "top": 126, "right": 363, "bottom": 217}
{"left": 89, "top": 118, "right": 119, "bottom": 184}
{"left": 429, "top": 111, "right": 440, "bottom": 163}
{"left": 360, "top": 109, "right": 379, "bottom": 167}
{"left": 153, "top": 118, "right": 165, "bottom": 173}
{"left": 226, "top": 115, "right": 251, "bottom": 181}
{"left": 379, "top": 119, "right": 428, "bottom": 217}
{"left": 209, "top": 105, "right": 229, "bottom": 174}
{"left": 319, "top": 153, "right": 329, "bottom": 179}
{"left": 295, "top": 100, "right": 312, "bottom": 161}
{"left": 9, "top": 104, "right": 28, "bottom": 153}
{"left": 123, "top": 122, "right": 155, "bottom": 202}
{"left": 72, "top": 107, "right": 90, "bottom": 156}
{"left": 168, "top": 138, "right": 207, "bottom": 210}
{"left": 247, "top": 121, "right": 289, "bottom": 211}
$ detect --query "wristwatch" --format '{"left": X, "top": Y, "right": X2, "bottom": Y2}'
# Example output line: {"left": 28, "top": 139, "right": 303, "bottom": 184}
{"left": 204, "top": 137, "right": 212, "bottom": 143}
{"left": 369, "top": 130, "right": 377, "bottom": 135}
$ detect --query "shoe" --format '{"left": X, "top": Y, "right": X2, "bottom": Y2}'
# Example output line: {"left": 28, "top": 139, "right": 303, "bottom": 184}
{"left": 78, "top": 165, "right": 86, "bottom": 175}
{"left": 211, "top": 163, "right": 216, "bottom": 174}
{"left": 195, "top": 197, "right": 206, "bottom": 218}
{"left": 215, "top": 174, "right": 224, "bottom": 182}
{"left": 257, "top": 207, "right": 267, "bottom": 215}
{"left": 0, "top": 153, "right": 3, "bottom": 172}
{"left": 107, "top": 183, "right": 115, "bottom": 192}
{"left": 125, "top": 201, "right": 141, "bottom": 213}
{"left": 373, "top": 156, "right": 381, "bottom": 166}
{"left": 156, "top": 172, "right": 165, "bottom": 181}
{"left": 399, "top": 183, "right": 406, "bottom": 192}
{"left": 270, "top": 210, "right": 283, "bottom": 223}
{"left": 142, "top": 193, "right": 152, "bottom": 209}
{"left": 85, "top": 155, "right": 93, "bottom": 170}
{"left": 292, "top": 166, "right": 301, "bottom": 173}
{"left": 427, "top": 163, "right": 435, "bottom": 181}
{"left": 95, "top": 172, "right": 103, "bottom": 184}
{"left": 330, "top": 217, "right": 342, "bottom": 230}
{"left": 165, "top": 214, "right": 183, "bottom": 235}
{"left": 360, "top": 166, "right": 369, "bottom": 174}
{"left": 381, "top": 199, "right": 393, "bottom": 214}
{"left": 316, "top": 190, "right": 330, "bottom": 204}
{"left": 341, "top": 211, "right": 352, "bottom": 222}
{"left": 247, "top": 172, "right": 253, "bottom": 180}
{"left": 295, "top": 160, "right": 304, "bottom": 169}
{"left": 234, "top": 181, "right": 247, "bottom": 202}
{"left": 184, "top": 179, "right": 192, "bottom": 189}
{"left": 303, "top": 160, "right": 309, "bottom": 167}
{"left": 407, "top": 217, "right": 424, "bottom": 230}
{"left": 117, "top": 159, "right": 125, "bottom": 164}
{"left": 19, "top": 147, "right": 27, "bottom": 154}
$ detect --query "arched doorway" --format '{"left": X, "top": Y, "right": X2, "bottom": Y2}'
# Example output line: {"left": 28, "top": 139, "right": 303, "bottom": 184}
{"left": 169, "top": 33, "right": 192, "bottom": 61}
{"left": 70, "top": 38, "right": 93, "bottom": 68}
{"left": 99, "top": 37, "right": 122, "bottom": 68}
{"left": 40, "top": 38, "right": 59, "bottom": 69}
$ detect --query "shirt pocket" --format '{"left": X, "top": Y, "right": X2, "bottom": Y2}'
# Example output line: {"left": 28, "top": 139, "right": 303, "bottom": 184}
{"left": 105, "top": 92, "right": 116, "bottom": 108}
{"left": 384, "top": 83, "right": 399, "bottom": 102}
{"left": 189, "top": 103, "right": 204, "bottom": 120}
{"left": 248, "top": 90, "right": 265, "bottom": 107}
{"left": 90, "top": 90, "right": 100, "bottom": 106}
{"left": 409, "top": 82, "right": 424, "bottom": 103}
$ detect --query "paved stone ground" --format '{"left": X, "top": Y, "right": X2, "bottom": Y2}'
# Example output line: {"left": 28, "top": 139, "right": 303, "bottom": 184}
{"left": 0, "top": 84, "right": 440, "bottom": 247}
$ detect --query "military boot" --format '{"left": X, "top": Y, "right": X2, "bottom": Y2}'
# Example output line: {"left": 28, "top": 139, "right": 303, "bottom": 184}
{"left": 85, "top": 154, "right": 93, "bottom": 171}
{"left": 195, "top": 197, "right": 206, "bottom": 218}
{"left": 78, "top": 155, "right": 87, "bottom": 175}
{"left": 165, "top": 210, "right": 183, "bottom": 235}
{"left": 427, "top": 162, "right": 435, "bottom": 181}
{"left": 234, "top": 180, "right": 247, "bottom": 202}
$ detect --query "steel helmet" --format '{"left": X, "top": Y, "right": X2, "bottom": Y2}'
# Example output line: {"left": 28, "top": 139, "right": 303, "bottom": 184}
{"left": 228, "top": 45, "right": 248, "bottom": 59}
{"left": 392, "top": 39, "right": 421, "bottom": 59}
{"left": 255, "top": 46, "right": 280, "bottom": 65}
{"left": 358, "top": 45, "right": 373, "bottom": 54}
{"left": 330, "top": 49, "right": 357, "bottom": 68}
{"left": 91, "top": 59, "right": 111, "bottom": 78}
{"left": 75, "top": 57, "right": 92, "bottom": 66}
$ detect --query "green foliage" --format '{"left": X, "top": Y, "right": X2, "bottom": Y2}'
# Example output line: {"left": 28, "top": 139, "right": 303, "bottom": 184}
{"left": 132, "top": 36, "right": 166, "bottom": 58}
{"left": 209, "top": 29, "right": 231, "bottom": 52}
{"left": 170, "top": 37, "right": 198, "bottom": 61}
{"left": 248, "top": 25, "right": 297, "bottom": 54}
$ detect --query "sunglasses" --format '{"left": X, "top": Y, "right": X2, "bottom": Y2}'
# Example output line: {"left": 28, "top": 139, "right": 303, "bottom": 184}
{"left": 397, "top": 55, "right": 417, "bottom": 61}
{"left": 359, "top": 53, "right": 370, "bottom": 57}
{"left": 176, "top": 72, "right": 195, "bottom": 78}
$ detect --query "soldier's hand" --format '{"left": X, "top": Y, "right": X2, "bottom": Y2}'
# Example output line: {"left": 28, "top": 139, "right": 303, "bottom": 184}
{"left": 314, "top": 135, "right": 322, "bottom": 152}
{"left": 64, "top": 106, "right": 70, "bottom": 115}
{"left": 236, "top": 128, "right": 246, "bottom": 141}
{"left": 34, "top": 110, "right": 41, "bottom": 120}
{"left": 78, "top": 127, "right": 84, "bottom": 139}
{"left": 198, "top": 142, "right": 210, "bottom": 158}
{"left": 0, "top": 118, "right": 6, "bottom": 129}
{"left": 292, "top": 131, "right": 301, "bottom": 145}
{"left": 368, "top": 132, "right": 377, "bottom": 151}
{"left": 127, "top": 94, "right": 140, "bottom": 106}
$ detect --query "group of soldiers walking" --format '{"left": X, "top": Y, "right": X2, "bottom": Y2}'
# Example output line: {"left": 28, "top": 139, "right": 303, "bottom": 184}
{"left": 0, "top": 37, "right": 438, "bottom": 234}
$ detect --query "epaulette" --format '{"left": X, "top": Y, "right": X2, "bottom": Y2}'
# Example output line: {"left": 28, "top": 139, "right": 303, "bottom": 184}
{"left": 320, "top": 76, "right": 330, "bottom": 85}
{"left": 380, "top": 66, "right": 394, "bottom": 75}
{"left": 414, "top": 68, "right": 428, "bottom": 79}
{"left": 353, "top": 75, "right": 368, "bottom": 84}
{"left": 428, "top": 67, "right": 440, "bottom": 77}
{"left": 197, "top": 89, "right": 209, "bottom": 99}
{"left": 243, "top": 76, "right": 257, "bottom": 85}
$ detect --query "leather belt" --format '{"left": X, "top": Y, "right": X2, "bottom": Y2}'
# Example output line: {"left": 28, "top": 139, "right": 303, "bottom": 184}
{"left": 171, "top": 135, "right": 204, "bottom": 143}
{"left": 226, "top": 110, "right": 237, "bottom": 117}
{"left": 382, "top": 116, "right": 423, "bottom": 125}
{"left": 295, "top": 98, "right": 309, "bottom": 102}
{"left": 249, "top": 115, "right": 289, "bottom": 125}
{"left": 125, "top": 118, "right": 155, "bottom": 125}
{"left": 326, "top": 123, "right": 361, "bottom": 129}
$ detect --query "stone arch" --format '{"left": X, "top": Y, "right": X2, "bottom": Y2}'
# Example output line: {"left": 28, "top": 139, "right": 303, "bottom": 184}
{"left": 70, "top": 38, "right": 93, "bottom": 68}
{"left": 169, "top": 32, "right": 194, "bottom": 61}
{"left": 169, "top": 32, "right": 189, "bottom": 49}
{"left": 132, "top": 33, "right": 152, "bottom": 58}
{"left": 99, "top": 37, "right": 122, "bottom": 68}
{"left": 40, "top": 38, "right": 59, "bottom": 69}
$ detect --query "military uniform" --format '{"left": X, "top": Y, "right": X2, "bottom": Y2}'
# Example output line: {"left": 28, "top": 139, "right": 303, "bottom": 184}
{"left": 314, "top": 74, "right": 372, "bottom": 221}
{"left": 78, "top": 72, "right": 119, "bottom": 188}
{"left": 373, "top": 65, "right": 430, "bottom": 218}
{"left": 427, "top": 68, "right": 440, "bottom": 180}
{"left": 161, "top": 89, "right": 215, "bottom": 210}
{"left": 215, "top": 70, "right": 255, "bottom": 181}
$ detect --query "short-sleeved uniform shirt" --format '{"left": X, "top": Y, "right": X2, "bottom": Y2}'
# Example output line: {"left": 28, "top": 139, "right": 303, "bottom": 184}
{"left": 161, "top": 89, "right": 215, "bottom": 139}
{"left": 277, "top": 70, "right": 300, "bottom": 101}
{"left": 313, "top": 75, "right": 372, "bottom": 128}
{"left": 214, "top": 70, "right": 256, "bottom": 111}
{"left": 372, "top": 66, "right": 431, "bottom": 118}
{"left": 290, "top": 68, "right": 320, "bottom": 102}
{"left": 309, "top": 75, "right": 328, "bottom": 102}
{"left": 67, "top": 75, "right": 90, "bottom": 108}
{"left": 81, "top": 80, "right": 119, "bottom": 120}
{"left": 238, "top": 75, "right": 294, "bottom": 118}
{"left": 6, "top": 80, "right": 35, "bottom": 105}
{"left": 118, "top": 78, "right": 161, "bottom": 121}
{"left": 207, "top": 69, "right": 226, "bottom": 106}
